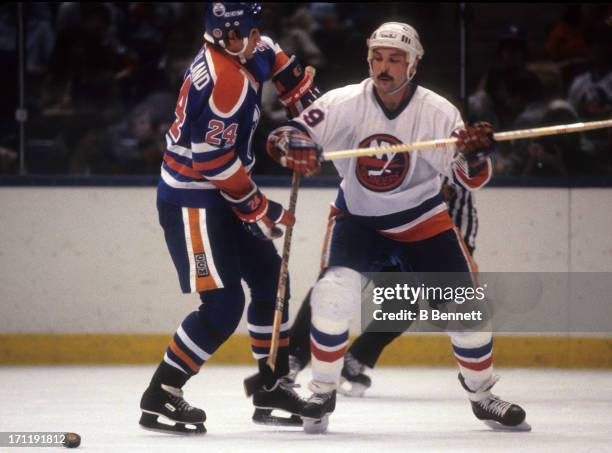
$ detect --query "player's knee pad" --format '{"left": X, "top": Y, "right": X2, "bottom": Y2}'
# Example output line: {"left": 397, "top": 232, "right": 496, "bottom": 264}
{"left": 449, "top": 330, "right": 492, "bottom": 348}
{"left": 311, "top": 266, "right": 362, "bottom": 325}
{"left": 197, "top": 286, "right": 245, "bottom": 339}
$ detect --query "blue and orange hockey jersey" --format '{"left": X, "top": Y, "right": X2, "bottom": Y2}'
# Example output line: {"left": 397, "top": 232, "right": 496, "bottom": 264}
{"left": 158, "top": 36, "right": 293, "bottom": 208}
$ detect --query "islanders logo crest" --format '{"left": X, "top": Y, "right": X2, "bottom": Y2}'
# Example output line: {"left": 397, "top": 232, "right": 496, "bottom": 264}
{"left": 355, "top": 134, "right": 409, "bottom": 192}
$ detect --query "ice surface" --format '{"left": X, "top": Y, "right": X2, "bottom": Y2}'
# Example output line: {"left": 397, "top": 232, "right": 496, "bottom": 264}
{"left": 1, "top": 365, "right": 611, "bottom": 452}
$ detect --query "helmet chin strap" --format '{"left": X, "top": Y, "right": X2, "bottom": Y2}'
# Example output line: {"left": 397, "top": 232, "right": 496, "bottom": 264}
{"left": 221, "top": 37, "right": 249, "bottom": 63}
{"left": 369, "top": 68, "right": 413, "bottom": 96}
{"left": 384, "top": 77, "right": 410, "bottom": 95}
{"left": 368, "top": 56, "right": 416, "bottom": 96}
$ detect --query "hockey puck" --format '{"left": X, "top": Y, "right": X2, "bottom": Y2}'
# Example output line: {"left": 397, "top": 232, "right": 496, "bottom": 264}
{"left": 63, "top": 432, "right": 81, "bottom": 448}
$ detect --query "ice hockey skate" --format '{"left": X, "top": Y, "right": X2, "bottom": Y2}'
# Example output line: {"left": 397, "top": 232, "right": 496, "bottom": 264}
{"left": 301, "top": 381, "right": 337, "bottom": 434}
{"left": 338, "top": 352, "right": 372, "bottom": 397}
{"left": 251, "top": 377, "right": 305, "bottom": 426}
{"left": 139, "top": 384, "right": 206, "bottom": 435}
{"left": 459, "top": 373, "right": 531, "bottom": 431}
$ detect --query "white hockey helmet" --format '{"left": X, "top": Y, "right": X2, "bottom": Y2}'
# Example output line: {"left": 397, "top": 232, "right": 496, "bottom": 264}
{"left": 367, "top": 22, "right": 424, "bottom": 83}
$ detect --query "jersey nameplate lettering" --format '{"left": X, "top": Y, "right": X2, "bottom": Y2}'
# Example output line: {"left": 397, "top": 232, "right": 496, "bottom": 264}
{"left": 192, "top": 62, "right": 211, "bottom": 91}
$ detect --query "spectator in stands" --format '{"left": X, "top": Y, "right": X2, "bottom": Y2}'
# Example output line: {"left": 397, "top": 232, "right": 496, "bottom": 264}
{"left": 117, "top": 3, "right": 180, "bottom": 107}
{"left": 101, "top": 92, "right": 175, "bottom": 174}
{"left": 262, "top": 4, "right": 325, "bottom": 69}
{"left": 40, "top": 3, "right": 130, "bottom": 174}
{"left": 568, "top": 17, "right": 612, "bottom": 162}
{"left": 309, "top": 3, "right": 353, "bottom": 91}
{"left": 468, "top": 25, "right": 539, "bottom": 175}
{"left": 469, "top": 25, "right": 534, "bottom": 129}
{"left": 24, "top": 4, "right": 55, "bottom": 96}
{"left": 545, "top": 4, "right": 590, "bottom": 63}
{"left": 521, "top": 102, "right": 593, "bottom": 177}
{"left": 47, "top": 3, "right": 128, "bottom": 112}
{"left": 545, "top": 5, "right": 611, "bottom": 93}
{"left": 0, "top": 3, "right": 19, "bottom": 174}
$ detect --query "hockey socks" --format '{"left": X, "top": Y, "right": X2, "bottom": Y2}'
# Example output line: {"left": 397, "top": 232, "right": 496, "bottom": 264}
{"left": 452, "top": 336, "right": 494, "bottom": 389}
{"left": 162, "top": 310, "right": 234, "bottom": 378}
{"left": 310, "top": 323, "right": 349, "bottom": 385}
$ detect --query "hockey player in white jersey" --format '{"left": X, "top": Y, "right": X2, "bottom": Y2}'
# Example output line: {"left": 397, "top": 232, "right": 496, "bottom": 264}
{"left": 266, "top": 22, "right": 530, "bottom": 433}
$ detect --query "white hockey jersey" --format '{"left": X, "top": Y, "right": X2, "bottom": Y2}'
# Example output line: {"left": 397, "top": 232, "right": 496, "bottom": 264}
{"left": 292, "top": 78, "right": 492, "bottom": 242}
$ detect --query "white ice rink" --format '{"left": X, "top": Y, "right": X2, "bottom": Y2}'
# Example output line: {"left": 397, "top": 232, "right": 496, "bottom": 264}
{"left": 2, "top": 365, "right": 611, "bottom": 452}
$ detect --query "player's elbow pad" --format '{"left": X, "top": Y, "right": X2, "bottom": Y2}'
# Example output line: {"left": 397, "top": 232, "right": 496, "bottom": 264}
{"left": 452, "top": 157, "right": 492, "bottom": 191}
{"left": 273, "top": 56, "right": 320, "bottom": 118}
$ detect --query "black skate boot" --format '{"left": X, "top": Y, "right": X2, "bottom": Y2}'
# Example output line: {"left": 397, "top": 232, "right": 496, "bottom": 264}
{"left": 139, "top": 384, "right": 206, "bottom": 435}
{"left": 243, "top": 355, "right": 304, "bottom": 394}
{"left": 339, "top": 352, "right": 371, "bottom": 397}
{"left": 302, "top": 381, "right": 337, "bottom": 434}
{"left": 252, "top": 377, "right": 305, "bottom": 426}
{"left": 459, "top": 374, "right": 531, "bottom": 431}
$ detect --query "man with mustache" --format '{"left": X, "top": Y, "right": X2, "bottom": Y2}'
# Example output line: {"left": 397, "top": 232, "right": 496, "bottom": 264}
{"left": 266, "top": 22, "right": 529, "bottom": 434}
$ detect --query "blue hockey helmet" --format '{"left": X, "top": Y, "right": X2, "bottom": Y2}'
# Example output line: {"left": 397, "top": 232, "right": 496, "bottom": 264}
{"left": 204, "top": 2, "right": 262, "bottom": 55}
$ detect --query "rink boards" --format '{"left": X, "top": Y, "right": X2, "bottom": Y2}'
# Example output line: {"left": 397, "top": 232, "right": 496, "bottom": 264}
{"left": 1, "top": 186, "right": 611, "bottom": 367}
{"left": 1, "top": 333, "right": 611, "bottom": 368}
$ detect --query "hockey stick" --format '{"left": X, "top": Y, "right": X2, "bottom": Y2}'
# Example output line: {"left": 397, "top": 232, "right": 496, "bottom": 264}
{"left": 262, "top": 65, "right": 316, "bottom": 372}
{"left": 266, "top": 171, "right": 301, "bottom": 371}
{"left": 322, "top": 118, "right": 612, "bottom": 161}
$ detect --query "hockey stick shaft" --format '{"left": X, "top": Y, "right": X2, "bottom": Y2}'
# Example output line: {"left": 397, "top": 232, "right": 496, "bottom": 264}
{"left": 322, "top": 118, "right": 612, "bottom": 161}
{"left": 266, "top": 171, "right": 301, "bottom": 371}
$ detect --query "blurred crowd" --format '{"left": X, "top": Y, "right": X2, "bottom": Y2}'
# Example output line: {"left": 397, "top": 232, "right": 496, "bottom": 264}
{"left": 0, "top": 2, "right": 611, "bottom": 178}
{"left": 468, "top": 5, "right": 612, "bottom": 177}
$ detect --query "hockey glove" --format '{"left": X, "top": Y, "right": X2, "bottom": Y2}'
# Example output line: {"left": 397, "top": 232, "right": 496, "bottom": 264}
{"left": 267, "top": 126, "right": 322, "bottom": 176}
{"left": 273, "top": 58, "right": 320, "bottom": 118}
{"left": 221, "top": 183, "right": 295, "bottom": 241}
{"left": 455, "top": 122, "right": 495, "bottom": 170}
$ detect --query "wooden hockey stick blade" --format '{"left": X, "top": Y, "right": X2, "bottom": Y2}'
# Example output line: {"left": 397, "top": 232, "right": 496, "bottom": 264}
{"left": 322, "top": 118, "right": 612, "bottom": 161}
{"left": 305, "top": 65, "right": 317, "bottom": 78}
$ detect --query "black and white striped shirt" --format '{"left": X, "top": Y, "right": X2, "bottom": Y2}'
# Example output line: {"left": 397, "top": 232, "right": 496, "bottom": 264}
{"left": 441, "top": 176, "right": 478, "bottom": 255}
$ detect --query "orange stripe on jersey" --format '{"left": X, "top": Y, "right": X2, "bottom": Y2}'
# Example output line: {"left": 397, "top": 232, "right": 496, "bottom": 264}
{"left": 169, "top": 339, "right": 200, "bottom": 373}
{"left": 240, "top": 67, "right": 259, "bottom": 91}
{"left": 455, "top": 160, "right": 491, "bottom": 189}
{"left": 192, "top": 151, "right": 236, "bottom": 172}
{"left": 381, "top": 211, "right": 454, "bottom": 243}
{"left": 187, "top": 208, "right": 218, "bottom": 292}
{"left": 209, "top": 166, "right": 252, "bottom": 199}
{"left": 208, "top": 46, "right": 248, "bottom": 115}
{"left": 164, "top": 154, "right": 203, "bottom": 180}
{"left": 271, "top": 51, "right": 290, "bottom": 75}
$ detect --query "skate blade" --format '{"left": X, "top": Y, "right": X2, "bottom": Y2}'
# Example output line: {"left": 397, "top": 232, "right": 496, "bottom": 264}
{"left": 302, "top": 415, "right": 329, "bottom": 434}
{"left": 252, "top": 409, "right": 302, "bottom": 427}
{"left": 483, "top": 419, "right": 532, "bottom": 432}
{"left": 139, "top": 412, "right": 206, "bottom": 435}
{"left": 338, "top": 379, "right": 368, "bottom": 398}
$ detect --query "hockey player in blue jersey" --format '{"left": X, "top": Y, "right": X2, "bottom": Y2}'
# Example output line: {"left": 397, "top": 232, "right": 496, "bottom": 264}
{"left": 139, "top": 3, "right": 320, "bottom": 434}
